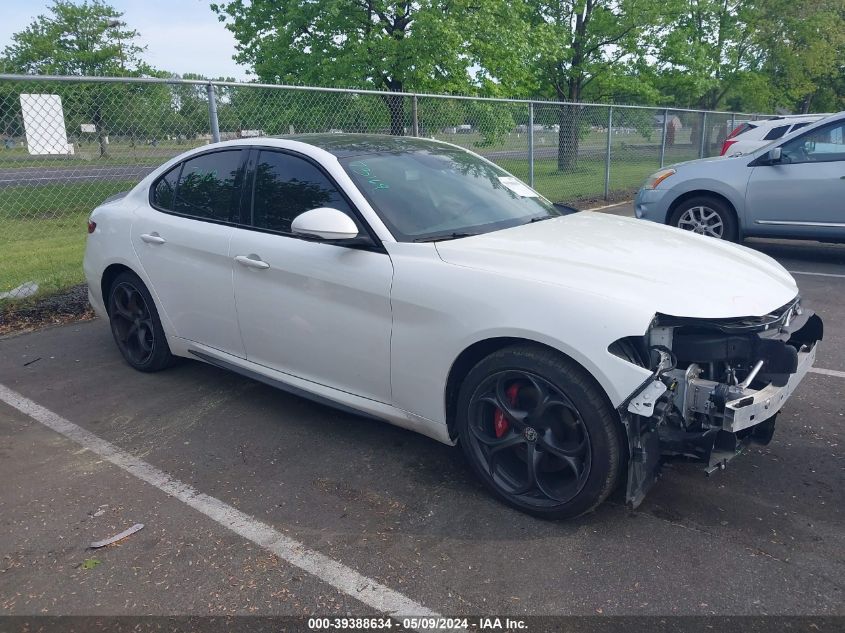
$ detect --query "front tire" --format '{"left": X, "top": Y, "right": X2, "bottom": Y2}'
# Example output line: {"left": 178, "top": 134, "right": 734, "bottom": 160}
{"left": 668, "top": 195, "right": 738, "bottom": 241}
{"left": 456, "top": 345, "right": 623, "bottom": 519}
{"left": 107, "top": 271, "right": 175, "bottom": 372}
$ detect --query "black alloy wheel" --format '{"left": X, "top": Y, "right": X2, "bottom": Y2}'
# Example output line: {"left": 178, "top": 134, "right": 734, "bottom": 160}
{"left": 466, "top": 370, "right": 592, "bottom": 507}
{"left": 107, "top": 271, "right": 174, "bottom": 372}
{"left": 457, "top": 345, "right": 623, "bottom": 519}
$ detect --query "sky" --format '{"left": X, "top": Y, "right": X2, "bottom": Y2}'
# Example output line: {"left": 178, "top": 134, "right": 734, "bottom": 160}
{"left": 1, "top": 0, "right": 251, "bottom": 80}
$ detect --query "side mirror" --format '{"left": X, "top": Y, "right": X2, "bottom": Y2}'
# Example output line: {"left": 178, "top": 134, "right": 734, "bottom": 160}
{"left": 767, "top": 147, "right": 782, "bottom": 163}
{"left": 291, "top": 207, "right": 359, "bottom": 241}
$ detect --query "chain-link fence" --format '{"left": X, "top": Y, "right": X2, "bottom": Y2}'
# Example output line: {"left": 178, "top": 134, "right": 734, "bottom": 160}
{"left": 0, "top": 74, "right": 767, "bottom": 305}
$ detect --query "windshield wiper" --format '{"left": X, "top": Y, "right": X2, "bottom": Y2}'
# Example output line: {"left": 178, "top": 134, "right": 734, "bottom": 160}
{"left": 413, "top": 232, "right": 479, "bottom": 243}
{"left": 527, "top": 215, "right": 553, "bottom": 223}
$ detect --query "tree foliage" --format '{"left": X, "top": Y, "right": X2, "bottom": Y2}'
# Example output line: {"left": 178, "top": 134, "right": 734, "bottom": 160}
{"left": 210, "top": 0, "right": 496, "bottom": 134}
{"left": 1, "top": 0, "right": 144, "bottom": 76}
{"left": 2, "top": 0, "right": 844, "bottom": 171}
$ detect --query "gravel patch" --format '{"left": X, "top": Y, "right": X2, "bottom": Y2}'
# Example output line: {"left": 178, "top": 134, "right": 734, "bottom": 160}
{"left": 0, "top": 284, "right": 96, "bottom": 336}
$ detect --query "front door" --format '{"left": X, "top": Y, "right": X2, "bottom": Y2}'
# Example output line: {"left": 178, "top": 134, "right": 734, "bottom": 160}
{"left": 746, "top": 119, "right": 845, "bottom": 239}
{"left": 231, "top": 149, "right": 393, "bottom": 402}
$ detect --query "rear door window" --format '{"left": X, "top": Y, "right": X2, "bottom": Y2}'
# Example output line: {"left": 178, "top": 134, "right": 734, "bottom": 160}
{"left": 172, "top": 150, "right": 245, "bottom": 222}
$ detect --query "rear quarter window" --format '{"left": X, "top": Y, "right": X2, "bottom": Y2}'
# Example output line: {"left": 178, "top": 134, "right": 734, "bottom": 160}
{"left": 151, "top": 164, "right": 181, "bottom": 211}
{"left": 763, "top": 125, "right": 790, "bottom": 140}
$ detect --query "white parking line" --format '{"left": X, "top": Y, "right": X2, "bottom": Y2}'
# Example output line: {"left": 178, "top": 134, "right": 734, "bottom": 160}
{"left": 0, "top": 383, "right": 439, "bottom": 620}
{"left": 810, "top": 367, "right": 845, "bottom": 379}
{"left": 787, "top": 270, "right": 845, "bottom": 279}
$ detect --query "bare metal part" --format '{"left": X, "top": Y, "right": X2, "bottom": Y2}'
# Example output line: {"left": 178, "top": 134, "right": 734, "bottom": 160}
{"left": 738, "top": 360, "right": 764, "bottom": 389}
{"left": 649, "top": 326, "right": 673, "bottom": 350}
{"left": 723, "top": 345, "right": 816, "bottom": 432}
{"left": 627, "top": 380, "right": 667, "bottom": 417}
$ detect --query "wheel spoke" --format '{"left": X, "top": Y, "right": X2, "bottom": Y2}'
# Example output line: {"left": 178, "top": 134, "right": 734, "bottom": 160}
{"left": 113, "top": 287, "right": 135, "bottom": 320}
{"left": 476, "top": 395, "right": 526, "bottom": 429}
{"left": 539, "top": 428, "right": 587, "bottom": 458}
{"left": 477, "top": 380, "right": 529, "bottom": 429}
{"left": 124, "top": 322, "right": 139, "bottom": 343}
{"left": 137, "top": 325, "right": 153, "bottom": 352}
{"left": 511, "top": 442, "right": 541, "bottom": 495}
{"left": 468, "top": 423, "right": 523, "bottom": 450}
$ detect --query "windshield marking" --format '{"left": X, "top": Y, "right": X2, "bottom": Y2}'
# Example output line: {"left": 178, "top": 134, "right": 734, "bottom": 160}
{"left": 349, "top": 160, "right": 389, "bottom": 190}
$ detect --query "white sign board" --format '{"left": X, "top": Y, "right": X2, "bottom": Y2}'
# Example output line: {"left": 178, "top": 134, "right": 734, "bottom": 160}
{"left": 20, "top": 93, "right": 74, "bottom": 155}
{"left": 80, "top": 123, "right": 97, "bottom": 133}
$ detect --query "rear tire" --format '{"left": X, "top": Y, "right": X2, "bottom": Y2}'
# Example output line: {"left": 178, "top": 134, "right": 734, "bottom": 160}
{"left": 456, "top": 345, "right": 623, "bottom": 519}
{"left": 107, "top": 271, "right": 175, "bottom": 372}
{"left": 668, "top": 195, "right": 738, "bottom": 241}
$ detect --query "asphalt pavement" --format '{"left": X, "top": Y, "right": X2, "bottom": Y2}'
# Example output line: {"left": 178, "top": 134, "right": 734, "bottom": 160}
{"left": 0, "top": 207, "right": 843, "bottom": 623}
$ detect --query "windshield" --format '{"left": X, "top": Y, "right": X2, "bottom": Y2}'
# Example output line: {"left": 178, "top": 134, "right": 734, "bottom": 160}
{"left": 339, "top": 148, "right": 561, "bottom": 242}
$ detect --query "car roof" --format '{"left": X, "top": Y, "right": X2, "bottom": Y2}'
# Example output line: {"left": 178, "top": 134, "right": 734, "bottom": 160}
{"left": 757, "top": 114, "right": 827, "bottom": 126}
{"left": 274, "top": 133, "right": 458, "bottom": 158}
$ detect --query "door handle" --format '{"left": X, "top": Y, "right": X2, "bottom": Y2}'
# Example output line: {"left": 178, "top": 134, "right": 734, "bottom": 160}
{"left": 140, "top": 233, "right": 166, "bottom": 245}
{"left": 234, "top": 254, "right": 270, "bottom": 270}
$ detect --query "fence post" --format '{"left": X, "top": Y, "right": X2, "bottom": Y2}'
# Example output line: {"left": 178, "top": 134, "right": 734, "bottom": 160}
{"left": 412, "top": 95, "right": 419, "bottom": 137}
{"left": 659, "top": 108, "right": 669, "bottom": 168}
{"left": 206, "top": 82, "right": 220, "bottom": 143}
{"left": 699, "top": 111, "right": 707, "bottom": 159}
{"left": 731, "top": 112, "right": 736, "bottom": 134}
{"left": 528, "top": 102, "right": 535, "bottom": 188}
{"left": 604, "top": 106, "right": 613, "bottom": 200}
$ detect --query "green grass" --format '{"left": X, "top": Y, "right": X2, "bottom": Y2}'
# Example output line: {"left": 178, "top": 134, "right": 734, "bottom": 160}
{"left": 0, "top": 181, "right": 138, "bottom": 308}
{"left": 497, "top": 155, "right": 657, "bottom": 203}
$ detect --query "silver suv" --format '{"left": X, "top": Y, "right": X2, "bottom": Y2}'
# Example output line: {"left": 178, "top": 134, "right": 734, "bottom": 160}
{"left": 635, "top": 111, "right": 845, "bottom": 242}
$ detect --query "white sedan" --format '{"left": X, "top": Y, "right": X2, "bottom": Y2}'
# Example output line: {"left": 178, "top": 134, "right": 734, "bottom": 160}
{"left": 83, "top": 135, "right": 823, "bottom": 518}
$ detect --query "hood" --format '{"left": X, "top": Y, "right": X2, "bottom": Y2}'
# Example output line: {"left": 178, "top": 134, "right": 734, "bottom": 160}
{"left": 671, "top": 153, "right": 745, "bottom": 169}
{"left": 435, "top": 213, "right": 797, "bottom": 320}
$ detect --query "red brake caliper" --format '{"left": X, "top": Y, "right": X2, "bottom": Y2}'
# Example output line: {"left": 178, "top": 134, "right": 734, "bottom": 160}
{"left": 493, "top": 384, "right": 520, "bottom": 438}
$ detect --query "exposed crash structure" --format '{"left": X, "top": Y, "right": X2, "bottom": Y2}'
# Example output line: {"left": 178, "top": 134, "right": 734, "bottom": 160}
{"left": 616, "top": 298, "right": 824, "bottom": 507}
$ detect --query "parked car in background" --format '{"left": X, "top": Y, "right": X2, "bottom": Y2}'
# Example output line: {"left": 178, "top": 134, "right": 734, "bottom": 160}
{"left": 720, "top": 114, "right": 829, "bottom": 156}
{"left": 636, "top": 111, "right": 845, "bottom": 242}
{"left": 84, "top": 134, "right": 822, "bottom": 519}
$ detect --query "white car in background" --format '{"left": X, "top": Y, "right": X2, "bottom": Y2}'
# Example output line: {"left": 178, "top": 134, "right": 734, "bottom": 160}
{"left": 721, "top": 114, "right": 829, "bottom": 156}
{"left": 83, "top": 135, "right": 822, "bottom": 519}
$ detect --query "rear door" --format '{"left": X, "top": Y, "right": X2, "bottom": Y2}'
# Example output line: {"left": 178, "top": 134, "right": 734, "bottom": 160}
{"left": 230, "top": 148, "right": 394, "bottom": 402}
{"left": 745, "top": 119, "right": 845, "bottom": 239}
{"left": 132, "top": 148, "right": 247, "bottom": 357}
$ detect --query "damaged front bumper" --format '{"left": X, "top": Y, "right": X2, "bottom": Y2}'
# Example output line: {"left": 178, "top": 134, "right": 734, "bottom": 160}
{"left": 617, "top": 299, "right": 823, "bottom": 508}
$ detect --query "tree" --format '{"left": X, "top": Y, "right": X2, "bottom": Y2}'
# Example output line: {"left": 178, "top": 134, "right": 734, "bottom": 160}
{"left": 475, "top": 0, "right": 667, "bottom": 171}
{"left": 210, "top": 0, "right": 487, "bottom": 135}
{"left": 1, "top": 0, "right": 146, "bottom": 157}
{"left": 1, "top": 0, "right": 144, "bottom": 76}
{"left": 655, "top": 1, "right": 758, "bottom": 111}
{"left": 753, "top": 0, "right": 845, "bottom": 114}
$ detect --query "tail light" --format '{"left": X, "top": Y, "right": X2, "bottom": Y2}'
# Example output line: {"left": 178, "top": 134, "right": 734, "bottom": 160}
{"left": 726, "top": 125, "right": 744, "bottom": 139}
{"left": 720, "top": 139, "right": 738, "bottom": 156}
{"left": 87, "top": 219, "right": 97, "bottom": 234}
